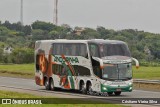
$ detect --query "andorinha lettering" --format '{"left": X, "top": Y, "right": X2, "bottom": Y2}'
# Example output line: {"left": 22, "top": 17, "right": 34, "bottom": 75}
{"left": 54, "top": 56, "right": 79, "bottom": 63}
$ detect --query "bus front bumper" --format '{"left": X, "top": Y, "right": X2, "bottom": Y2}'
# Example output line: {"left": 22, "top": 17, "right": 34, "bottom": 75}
{"left": 101, "top": 84, "right": 132, "bottom": 92}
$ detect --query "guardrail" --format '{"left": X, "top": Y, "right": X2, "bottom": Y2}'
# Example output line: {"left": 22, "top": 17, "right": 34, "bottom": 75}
{"left": 133, "top": 79, "right": 160, "bottom": 91}
{"left": 134, "top": 79, "right": 160, "bottom": 84}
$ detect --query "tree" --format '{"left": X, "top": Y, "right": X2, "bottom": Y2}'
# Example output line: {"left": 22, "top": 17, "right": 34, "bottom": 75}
{"left": 132, "top": 50, "right": 146, "bottom": 60}
{"left": 32, "top": 21, "right": 55, "bottom": 32}
{"left": 2, "top": 21, "right": 12, "bottom": 29}
{"left": 22, "top": 25, "right": 31, "bottom": 35}
{"left": 32, "top": 29, "right": 48, "bottom": 40}
{"left": 11, "top": 48, "right": 34, "bottom": 64}
{"left": 48, "top": 30, "right": 59, "bottom": 39}
{"left": 0, "top": 48, "right": 3, "bottom": 62}
{"left": 0, "top": 26, "right": 10, "bottom": 36}
{"left": 81, "top": 28, "right": 100, "bottom": 39}
{"left": 96, "top": 26, "right": 111, "bottom": 38}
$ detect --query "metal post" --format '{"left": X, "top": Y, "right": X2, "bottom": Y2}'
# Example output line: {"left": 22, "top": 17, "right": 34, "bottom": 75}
{"left": 54, "top": 0, "right": 58, "bottom": 25}
{"left": 20, "top": 0, "right": 23, "bottom": 25}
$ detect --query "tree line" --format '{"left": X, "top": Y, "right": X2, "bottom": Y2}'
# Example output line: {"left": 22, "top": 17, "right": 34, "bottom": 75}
{"left": 0, "top": 20, "right": 160, "bottom": 65}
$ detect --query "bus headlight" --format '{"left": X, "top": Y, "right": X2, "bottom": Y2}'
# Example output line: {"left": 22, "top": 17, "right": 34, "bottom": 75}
{"left": 103, "top": 87, "right": 107, "bottom": 90}
{"left": 129, "top": 86, "right": 132, "bottom": 90}
{"left": 128, "top": 82, "right": 132, "bottom": 86}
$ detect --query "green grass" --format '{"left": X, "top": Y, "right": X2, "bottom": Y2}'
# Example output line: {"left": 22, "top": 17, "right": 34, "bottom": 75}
{"left": 0, "top": 64, "right": 159, "bottom": 80}
{"left": 133, "top": 66, "right": 160, "bottom": 80}
{"left": 0, "top": 90, "right": 38, "bottom": 98}
{"left": 0, "top": 90, "right": 127, "bottom": 107}
{"left": 0, "top": 64, "right": 34, "bottom": 73}
{"left": 0, "top": 64, "right": 34, "bottom": 78}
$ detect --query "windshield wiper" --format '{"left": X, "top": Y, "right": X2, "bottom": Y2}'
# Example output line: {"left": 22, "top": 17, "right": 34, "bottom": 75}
{"left": 103, "top": 78, "right": 118, "bottom": 81}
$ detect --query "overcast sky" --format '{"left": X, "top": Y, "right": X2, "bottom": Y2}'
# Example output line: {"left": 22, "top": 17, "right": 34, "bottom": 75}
{"left": 0, "top": 0, "right": 160, "bottom": 33}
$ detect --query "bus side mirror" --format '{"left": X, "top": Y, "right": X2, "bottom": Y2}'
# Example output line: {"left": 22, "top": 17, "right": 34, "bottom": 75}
{"left": 95, "top": 57, "right": 104, "bottom": 69}
{"left": 91, "top": 56, "right": 104, "bottom": 70}
{"left": 100, "top": 65, "right": 104, "bottom": 69}
{"left": 132, "top": 57, "right": 139, "bottom": 69}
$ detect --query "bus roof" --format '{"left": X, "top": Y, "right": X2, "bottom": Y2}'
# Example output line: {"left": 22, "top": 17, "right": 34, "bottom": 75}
{"left": 89, "top": 39, "right": 126, "bottom": 44}
{"left": 36, "top": 39, "right": 88, "bottom": 44}
{"left": 36, "top": 39, "right": 126, "bottom": 44}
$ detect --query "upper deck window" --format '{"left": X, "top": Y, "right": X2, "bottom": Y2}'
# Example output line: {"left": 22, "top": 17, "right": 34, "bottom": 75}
{"left": 89, "top": 44, "right": 100, "bottom": 57}
{"left": 101, "top": 43, "right": 131, "bottom": 57}
{"left": 52, "top": 43, "right": 87, "bottom": 57}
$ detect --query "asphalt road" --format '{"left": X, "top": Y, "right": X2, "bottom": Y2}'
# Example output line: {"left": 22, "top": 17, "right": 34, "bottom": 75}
{"left": 0, "top": 76, "right": 159, "bottom": 107}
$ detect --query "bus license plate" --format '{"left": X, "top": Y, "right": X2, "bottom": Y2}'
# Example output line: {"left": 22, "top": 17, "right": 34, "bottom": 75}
{"left": 116, "top": 88, "right": 121, "bottom": 91}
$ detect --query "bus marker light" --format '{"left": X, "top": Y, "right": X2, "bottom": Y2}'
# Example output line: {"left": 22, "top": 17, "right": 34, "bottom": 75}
{"left": 100, "top": 66, "right": 104, "bottom": 69}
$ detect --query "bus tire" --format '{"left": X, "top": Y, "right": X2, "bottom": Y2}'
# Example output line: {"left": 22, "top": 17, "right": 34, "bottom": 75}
{"left": 49, "top": 79, "right": 55, "bottom": 91}
{"left": 107, "top": 92, "right": 113, "bottom": 96}
{"left": 44, "top": 78, "right": 49, "bottom": 90}
{"left": 114, "top": 92, "right": 121, "bottom": 96}
{"left": 80, "top": 81, "right": 86, "bottom": 94}
{"left": 87, "top": 82, "right": 92, "bottom": 95}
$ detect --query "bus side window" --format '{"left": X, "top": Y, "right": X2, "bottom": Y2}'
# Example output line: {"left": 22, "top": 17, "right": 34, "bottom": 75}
{"left": 80, "top": 44, "right": 87, "bottom": 58}
{"left": 77, "top": 44, "right": 88, "bottom": 58}
{"left": 71, "top": 44, "right": 77, "bottom": 56}
{"left": 63, "top": 44, "right": 71, "bottom": 55}
{"left": 52, "top": 64, "right": 63, "bottom": 75}
{"left": 64, "top": 43, "right": 77, "bottom": 56}
{"left": 89, "top": 44, "right": 99, "bottom": 57}
{"left": 52, "top": 44, "right": 56, "bottom": 55}
{"left": 62, "top": 43, "right": 88, "bottom": 58}
{"left": 53, "top": 43, "right": 63, "bottom": 55}
{"left": 93, "top": 65, "right": 102, "bottom": 78}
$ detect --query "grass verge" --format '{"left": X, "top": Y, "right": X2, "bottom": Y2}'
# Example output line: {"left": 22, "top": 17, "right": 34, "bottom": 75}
{"left": 133, "top": 66, "right": 160, "bottom": 80}
{"left": 0, "top": 90, "right": 127, "bottom": 107}
{"left": 0, "top": 64, "right": 34, "bottom": 79}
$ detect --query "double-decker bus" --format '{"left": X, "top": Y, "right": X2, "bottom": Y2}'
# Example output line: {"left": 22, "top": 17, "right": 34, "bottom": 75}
{"left": 35, "top": 39, "right": 139, "bottom": 96}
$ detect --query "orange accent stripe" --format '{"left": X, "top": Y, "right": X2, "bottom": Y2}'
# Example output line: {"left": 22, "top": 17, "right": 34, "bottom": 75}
{"left": 40, "top": 79, "right": 44, "bottom": 86}
{"left": 100, "top": 66, "right": 104, "bottom": 69}
{"left": 52, "top": 62, "right": 57, "bottom": 64}
{"left": 61, "top": 54, "right": 75, "bottom": 76}
{"left": 61, "top": 54, "right": 78, "bottom": 89}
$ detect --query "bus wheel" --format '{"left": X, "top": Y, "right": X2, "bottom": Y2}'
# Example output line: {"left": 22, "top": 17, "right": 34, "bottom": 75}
{"left": 80, "top": 82, "right": 86, "bottom": 94}
{"left": 107, "top": 92, "right": 113, "bottom": 96}
{"left": 49, "top": 79, "right": 55, "bottom": 91}
{"left": 44, "top": 79, "right": 49, "bottom": 90}
{"left": 114, "top": 92, "right": 121, "bottom": 96}
{"left": 87, "top": 82, "right": 92, "bottom": 95}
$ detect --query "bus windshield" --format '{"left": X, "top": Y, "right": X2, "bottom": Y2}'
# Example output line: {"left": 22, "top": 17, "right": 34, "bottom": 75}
{"left": 102, "top": 63, "right": 132, "bottom": 80}
{"left": 101, "top": 44, "right": 131, "bottom": 57}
